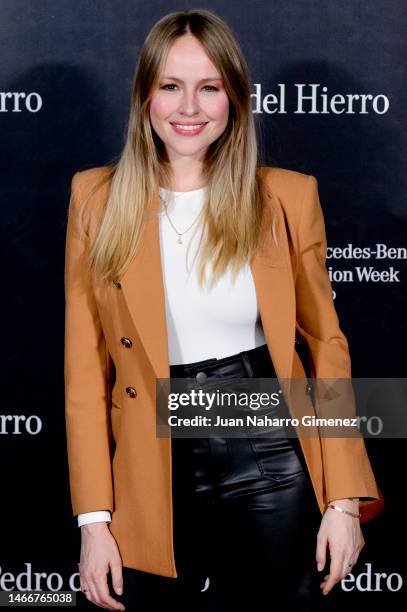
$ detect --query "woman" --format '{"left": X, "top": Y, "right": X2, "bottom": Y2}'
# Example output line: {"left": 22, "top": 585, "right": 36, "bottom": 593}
{"left": 64, "top": 8, "right": 380, "bottom": 612}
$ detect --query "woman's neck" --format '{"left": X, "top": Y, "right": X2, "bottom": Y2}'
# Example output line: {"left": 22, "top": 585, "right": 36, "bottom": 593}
{"left": 162, "top": 159, "right": 206, "bottom": 192}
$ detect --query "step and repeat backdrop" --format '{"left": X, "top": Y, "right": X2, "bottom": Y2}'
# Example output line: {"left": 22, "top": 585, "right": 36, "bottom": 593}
{"left": 1, "top": 1, "right": 406, "bottom": 609}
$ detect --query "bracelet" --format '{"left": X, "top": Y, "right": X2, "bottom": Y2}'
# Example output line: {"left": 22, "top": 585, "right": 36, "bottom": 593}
{"left": 327, "top": 504, "right": 361, "bottom": 519}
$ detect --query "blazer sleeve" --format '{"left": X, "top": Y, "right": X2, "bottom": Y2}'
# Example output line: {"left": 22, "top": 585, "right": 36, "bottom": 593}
{"left": 295, "top": 174, "right": 380, "bottom": 504}
{"left": 64, "top": 172, "right": 114, "bottom": 517}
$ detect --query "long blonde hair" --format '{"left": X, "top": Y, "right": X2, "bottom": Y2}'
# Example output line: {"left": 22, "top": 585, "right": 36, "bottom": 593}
{"left": 77, "top": 8, "right": 277, "bottom": 289}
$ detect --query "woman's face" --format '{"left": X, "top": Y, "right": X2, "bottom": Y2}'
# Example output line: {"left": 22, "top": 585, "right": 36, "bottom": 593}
{"left": 149, "top": 34, "right": 230, "bottom": 163}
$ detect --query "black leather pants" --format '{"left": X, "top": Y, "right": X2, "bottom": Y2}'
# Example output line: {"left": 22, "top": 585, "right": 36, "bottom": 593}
{"left": 114, "top": 344, "right": 328, "bottom": 611}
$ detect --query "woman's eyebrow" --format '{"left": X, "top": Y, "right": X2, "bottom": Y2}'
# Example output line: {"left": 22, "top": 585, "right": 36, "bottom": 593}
{"left": 160, "top": 76, "right": 223, "bottom": 83}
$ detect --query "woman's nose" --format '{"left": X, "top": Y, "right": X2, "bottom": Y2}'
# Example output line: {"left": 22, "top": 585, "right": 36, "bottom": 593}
{"left": 178, "top": 90, "right": 201, "bottom": 114}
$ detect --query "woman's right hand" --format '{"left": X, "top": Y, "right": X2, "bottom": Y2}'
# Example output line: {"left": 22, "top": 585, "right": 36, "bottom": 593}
{"left": 79, "top": 522, "right": 125, "bottom": 610}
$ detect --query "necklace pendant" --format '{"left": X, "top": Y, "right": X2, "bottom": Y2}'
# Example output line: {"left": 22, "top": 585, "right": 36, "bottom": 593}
{"left": 177, "top": 236, "right": 183, "bottom": 244}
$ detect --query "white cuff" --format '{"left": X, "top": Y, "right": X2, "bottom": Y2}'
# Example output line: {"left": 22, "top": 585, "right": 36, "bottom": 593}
{"left": 77, "top": 511, "right": 112, "bottom": 527}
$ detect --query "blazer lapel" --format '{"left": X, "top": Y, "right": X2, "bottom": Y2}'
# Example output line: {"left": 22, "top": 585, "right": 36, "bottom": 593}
{"left": 250, "top": 189, "right": 296, "bottom": 389}
{"left": 119, "top": 191, "right": 171, "bottom": 380}
{"left": 118, "top": 174, "right": 296, "bottom": 388}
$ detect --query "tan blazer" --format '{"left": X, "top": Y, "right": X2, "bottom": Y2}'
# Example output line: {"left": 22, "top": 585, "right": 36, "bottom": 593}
{"left": 64, "top": 165, "right": 380, "bottom": 578}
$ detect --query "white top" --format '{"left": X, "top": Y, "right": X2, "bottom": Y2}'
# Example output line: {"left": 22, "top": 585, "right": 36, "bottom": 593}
{"left": 77, "top": 185, "right": 266, "bottom": 527}
{"left": 158, "top": 185, "right": 266, "bottom": 365}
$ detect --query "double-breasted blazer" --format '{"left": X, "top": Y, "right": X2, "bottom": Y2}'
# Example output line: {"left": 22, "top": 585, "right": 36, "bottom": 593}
{"left": 64, "top": 165, "right": 380, "bottom": 578}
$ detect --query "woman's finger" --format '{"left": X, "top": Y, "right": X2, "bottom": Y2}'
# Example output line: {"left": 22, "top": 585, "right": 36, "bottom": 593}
{"left": 343, "top": 550, "right": 359, "bottom": 577}
{"left": 315, "top": 531, "right": 327, "bottom": 571}
{"left": 83, "top": 579, "right": 100, "bottom": 608}
{"left": 343, "top": 559, "right": 354, "bottom": 576}
{"left": 93, "top": 574, "right": 124, "bottom": 610}
{"left": 322, "top": 547, "right": 345, "bottom": 595}
{"left": 110, "top": 559, "right": 123, "bottom": 596}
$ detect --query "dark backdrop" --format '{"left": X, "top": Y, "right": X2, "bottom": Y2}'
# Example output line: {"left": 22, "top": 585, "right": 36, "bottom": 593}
{"left": 1, "top": 1, "right": 406, "bottom": 608}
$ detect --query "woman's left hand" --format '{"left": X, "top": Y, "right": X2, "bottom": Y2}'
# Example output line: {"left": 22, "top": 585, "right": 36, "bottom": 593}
{"left": 316, "top": 498, "right": 364, "bottom": 596}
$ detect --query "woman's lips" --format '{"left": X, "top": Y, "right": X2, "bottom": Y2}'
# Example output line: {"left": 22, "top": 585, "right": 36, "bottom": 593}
{"left": 170, "top": 122, "right": 208, "bottom": 136}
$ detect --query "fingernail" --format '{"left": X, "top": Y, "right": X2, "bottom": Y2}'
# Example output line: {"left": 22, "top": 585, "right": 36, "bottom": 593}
{"left": 317, "top": 563, "right": 323, "bottom": 571}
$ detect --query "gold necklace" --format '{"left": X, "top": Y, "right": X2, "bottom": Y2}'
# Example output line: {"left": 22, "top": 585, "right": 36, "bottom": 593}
{"left": 159, "top": 192, "right": 204, "bottom": 244}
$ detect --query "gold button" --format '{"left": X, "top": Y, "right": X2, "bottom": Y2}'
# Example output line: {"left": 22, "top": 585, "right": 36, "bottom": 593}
{"left": 121, "top": 337, "right": 133, "bottom": 348}
{"left": 125, "top": 386, "right": 137, "bottom": 398}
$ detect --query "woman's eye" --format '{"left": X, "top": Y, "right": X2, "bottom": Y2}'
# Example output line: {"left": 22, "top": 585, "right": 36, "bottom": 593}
{"left": 160, "top": 84, "right": 219, "bottom": 92}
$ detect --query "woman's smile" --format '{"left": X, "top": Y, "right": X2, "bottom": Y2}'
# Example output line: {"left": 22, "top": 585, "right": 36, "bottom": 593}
{"left": 170, "top": 121, "right": 209, "bottom": 136}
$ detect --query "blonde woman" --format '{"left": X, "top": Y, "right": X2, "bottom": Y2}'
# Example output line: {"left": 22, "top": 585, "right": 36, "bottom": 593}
{"left": 64, "top": 8, "right": 380, "bottom": 611}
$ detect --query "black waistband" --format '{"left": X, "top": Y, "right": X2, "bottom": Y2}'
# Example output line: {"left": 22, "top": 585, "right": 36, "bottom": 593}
{"left": 169, "top": 343, "right": 276, "bottom": 379}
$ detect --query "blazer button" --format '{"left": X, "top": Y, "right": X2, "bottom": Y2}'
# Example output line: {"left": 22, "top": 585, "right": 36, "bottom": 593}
{"left": 126, "top": 386, "right": 137, "bottom": 398}
{"left": 305, "top": 383, "right": 312, "bottom": 395}
{"left": 121, "top": 337, "right": 133, "bottom": 348}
